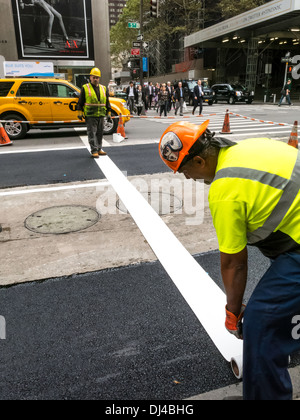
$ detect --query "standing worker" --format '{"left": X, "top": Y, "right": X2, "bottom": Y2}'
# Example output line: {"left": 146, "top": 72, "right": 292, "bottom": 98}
{"left": 158, "top": 121, "right": 300, "bottom": 400}
{"left": 77, "top": 68, "right": 111, "bottom": 158}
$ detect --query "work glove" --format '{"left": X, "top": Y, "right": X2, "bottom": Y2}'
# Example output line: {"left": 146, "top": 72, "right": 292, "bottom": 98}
{"left": 77, "top": 113, "right": 84, "bottom": 121}
{"left": 107, "top": 111, "right": 112, "bottom": 122}
{"left": 225, "top": 305, "right": 246, "bottom": 340}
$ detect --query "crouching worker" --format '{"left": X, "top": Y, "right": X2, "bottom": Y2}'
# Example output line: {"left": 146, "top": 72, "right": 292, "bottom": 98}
{"left": 159, "top": 120, "right": 300, "bottom": 400}
{"left": 77, "top": 67, "right": 112, "bottom": 158}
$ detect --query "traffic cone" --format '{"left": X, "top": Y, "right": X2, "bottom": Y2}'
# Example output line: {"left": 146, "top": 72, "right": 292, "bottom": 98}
{"left": 117, "top": 114, "right": 127, "bottom": 139}
{"left": 288, "top": 121, "right": 299, "bottom": 149}
{"left": 0, "top": 122, "right": 13, "bottom": 147}
{"left": 220, "top": 109, "right": 232, "bottom": 134}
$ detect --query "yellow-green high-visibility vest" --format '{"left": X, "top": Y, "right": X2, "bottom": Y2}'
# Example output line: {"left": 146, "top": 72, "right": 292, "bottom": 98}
{"left": 83, "top": 83, "right": 107, "bottom": 118}
{"left": 209, "top": 138, "right": 300, "bottom": 258}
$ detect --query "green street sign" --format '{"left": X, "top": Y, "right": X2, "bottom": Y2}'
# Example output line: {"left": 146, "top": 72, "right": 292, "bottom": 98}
{"left": 128, "top": 22, "right": 140, "bottom": 29}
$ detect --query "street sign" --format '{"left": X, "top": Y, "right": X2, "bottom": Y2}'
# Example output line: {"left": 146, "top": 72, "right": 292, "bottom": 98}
{"left": 143, "top": 57, "right": 149, "bottom": 72}
{"left": 128, "top": 22, "right": 140, "bottom": 29}
{"left": 143, "top": 42, "right": 149, "bottom": 50}
{"left": 281, "top": 57, "right": 293, "bottom": 63}
{"left": 131, "top": 48, "right": 141, "bottom": 56}
{"left": 137, "top": 34, "right": 144, "bottom": 41}
{"left": 133, "top": 42, "right": 141, "bottom": 48}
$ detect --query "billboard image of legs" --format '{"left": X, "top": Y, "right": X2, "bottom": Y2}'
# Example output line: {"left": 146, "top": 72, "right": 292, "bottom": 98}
{"left": 12, "top": 0, "right": 94, "bottom": 59}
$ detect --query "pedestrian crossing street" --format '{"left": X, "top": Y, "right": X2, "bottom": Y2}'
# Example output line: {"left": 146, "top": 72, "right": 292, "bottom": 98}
{"left": 147, "top": 107, "right": 294, "bottom": 141}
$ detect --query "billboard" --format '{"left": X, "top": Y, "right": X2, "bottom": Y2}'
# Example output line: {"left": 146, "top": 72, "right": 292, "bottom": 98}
{"left": 11, "top": 0, "right": 94, "bottom": 60}
{"left": 4, "top": 61, "right": 54, "bottom": 77}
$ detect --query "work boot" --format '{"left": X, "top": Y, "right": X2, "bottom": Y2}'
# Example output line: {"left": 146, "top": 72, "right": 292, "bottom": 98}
{"left": 98, "top": 150, "right": 107, "bottom": 156}
{"left": 91, "top": 153, "right": 99, "bottom": 159}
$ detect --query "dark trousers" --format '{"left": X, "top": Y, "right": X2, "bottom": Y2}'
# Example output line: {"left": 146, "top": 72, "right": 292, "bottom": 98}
{"left": 86, "top": 117, "right": 104, "bottom": 154}
{"left": 243, "top": 252, "right": 300, "bottom": 400}
{"left": 160, "top": 101, "right": 168, "bottom": 117}
{"left": 193, "top": 98, "right": 203, "bottom": 115}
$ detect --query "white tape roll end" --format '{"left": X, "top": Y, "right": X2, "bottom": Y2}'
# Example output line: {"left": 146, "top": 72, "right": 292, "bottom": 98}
{"left": 231, "top": 355, "right": 243, "bottom": 379}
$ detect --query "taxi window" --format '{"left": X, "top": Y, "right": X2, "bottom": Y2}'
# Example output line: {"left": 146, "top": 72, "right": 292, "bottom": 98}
{"left": 0, "top": 82, "right": 14, "bottom": 97}
{"left": 18, "top": 82, "right": 45, "bottom": 97}
{"left": 48, "top": 83, "right": 76, "bottom": 98}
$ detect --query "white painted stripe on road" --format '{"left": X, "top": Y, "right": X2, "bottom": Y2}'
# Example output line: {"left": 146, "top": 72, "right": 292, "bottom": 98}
{"left": 0, "top": 146, "right": 87, "bottom": 155}
{"left": 94, "top": 155, "right": 243, "bottom": 363}
{"left": 0, "top": 181, "right": 110, "bottom": 197}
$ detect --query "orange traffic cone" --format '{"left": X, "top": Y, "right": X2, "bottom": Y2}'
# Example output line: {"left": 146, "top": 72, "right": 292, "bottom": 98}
{"left": 220, "top": 109, "right": 232, "bottom": 134}
{"left": 0, "top": 122, "right": 13, "bottom": 147}
{"left": 288, "top": 121, "right": 299, "bottom": 149}
{"left": 117, "top": 113, "right": 127, "bottom": 139}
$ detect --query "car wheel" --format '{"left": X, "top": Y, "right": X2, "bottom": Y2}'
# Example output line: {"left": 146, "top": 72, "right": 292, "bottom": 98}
{"left": 103, "top": 111, "right": 119, "bottom": 135}
{"left": 228, "top": 96, "right": 236, "bottom": 105}
{"left": 2, "top": 114, "right": 28, "bottom": 140}
{"left": 208, "top": 101, "right": 213, "bottom": 106}
{"left": 246, "top": 99, "right": 253, "bottom": 104}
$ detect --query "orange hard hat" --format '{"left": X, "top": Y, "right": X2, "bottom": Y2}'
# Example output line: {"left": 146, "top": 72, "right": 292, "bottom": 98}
{"left": 159, "top": 120, "right": 210, "bottom": 173}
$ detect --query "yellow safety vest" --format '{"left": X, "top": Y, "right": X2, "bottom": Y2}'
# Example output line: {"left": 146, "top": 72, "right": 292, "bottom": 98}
{"left": 209, "top": 138, "right": 300, "bottom": 258}
{"left": 83, "top": 83, "right": 107, "bottom": 118}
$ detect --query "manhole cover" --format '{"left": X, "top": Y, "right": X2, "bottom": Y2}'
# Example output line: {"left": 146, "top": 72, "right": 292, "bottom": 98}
{"left": 25, "top": 205, "right": 100, "bottom": 235}
{"left": 116, "top": 192, "right": 183, "bottom": 216}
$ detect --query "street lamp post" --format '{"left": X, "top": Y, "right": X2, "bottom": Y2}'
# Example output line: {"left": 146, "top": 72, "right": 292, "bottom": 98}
{"left": 139, "top": 0, "right": 144, "bottom": 86}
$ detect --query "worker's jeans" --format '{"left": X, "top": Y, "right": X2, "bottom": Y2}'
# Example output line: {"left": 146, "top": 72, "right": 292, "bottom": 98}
{"left": 243, "top": 252, "right": 300, "bottom": 400}
{"left": 86, "top": 117, "right": 104, "bottom": 154}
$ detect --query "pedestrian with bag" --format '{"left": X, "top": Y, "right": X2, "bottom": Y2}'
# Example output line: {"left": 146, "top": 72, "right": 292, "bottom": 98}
{"left": 279, "top": 79, "right": 293, "bottom": 106}
{"left": 77, "top": 68, "right": 111, "bottom": 158}
{"left": 135, "top": 85, "right": 146, "bottom": 116}
{"left": 159, "top": 120, "right": 300, "bottom": 400}
{"left": 158, "top": 84, "right": 169, "bottom": 117}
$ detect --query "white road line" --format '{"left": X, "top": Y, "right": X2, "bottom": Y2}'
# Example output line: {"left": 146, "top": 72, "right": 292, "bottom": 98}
{"left": 0, "top": 181, "right": 110, "bottom": 197}
{"left": 95, "top": 154, "right": 243, "bottom": 364}
{"left": 76, "top": 130, "right": 243, "bottom": 365}
{"left": 0, "top": 146, "right": 87, "bottom": 155}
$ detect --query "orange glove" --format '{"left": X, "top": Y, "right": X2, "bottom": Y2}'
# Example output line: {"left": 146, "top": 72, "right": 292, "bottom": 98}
{"left": 225, "top": 305, "right": 246, "bottom": 339}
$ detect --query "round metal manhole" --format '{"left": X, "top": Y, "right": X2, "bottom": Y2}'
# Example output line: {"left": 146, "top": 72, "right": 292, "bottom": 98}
{"left": 25, "top": 205, "right": 100, "bottom": 235}
{"left": 116, "top": 192, "right": 183, "bottom": 216}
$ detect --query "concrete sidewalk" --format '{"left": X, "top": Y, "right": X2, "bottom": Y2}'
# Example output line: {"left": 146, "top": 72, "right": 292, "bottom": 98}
{"left": 187, "top": 365, "right": 300, "bottom": 400}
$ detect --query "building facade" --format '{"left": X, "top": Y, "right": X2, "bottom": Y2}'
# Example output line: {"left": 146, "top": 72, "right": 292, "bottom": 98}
{"left": 109, "top": 0, "right": 127, "bottom": 28}
{"left": 0, "top": 0, "right": 111, "bottom": 86}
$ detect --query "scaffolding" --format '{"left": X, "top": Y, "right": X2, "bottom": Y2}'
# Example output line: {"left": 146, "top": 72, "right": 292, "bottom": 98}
{"left": 245, "top": 37, "right": 259, "bottom": 92}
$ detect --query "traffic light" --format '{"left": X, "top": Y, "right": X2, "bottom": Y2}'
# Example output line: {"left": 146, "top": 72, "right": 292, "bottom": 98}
{"left": 287, "top": 65, "right": 293, "bottom": 79}
{"left": 150, "top": 0, "right": 159, "bottom": 18}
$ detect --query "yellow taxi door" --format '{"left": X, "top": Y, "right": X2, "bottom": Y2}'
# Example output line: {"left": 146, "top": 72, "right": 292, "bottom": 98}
{"left": 16, "top": 81, "right": 53, "bottom": 121}
{"left": 46, "top": 81, "right": 79, "bottom": 122}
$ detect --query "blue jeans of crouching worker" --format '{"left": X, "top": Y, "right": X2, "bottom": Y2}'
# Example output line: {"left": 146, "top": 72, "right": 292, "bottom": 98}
{"left": 243, "top": 252, "right": 300, "bottom": 400}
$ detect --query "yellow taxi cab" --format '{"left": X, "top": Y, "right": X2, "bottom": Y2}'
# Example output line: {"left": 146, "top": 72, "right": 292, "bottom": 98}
{"left": 0, "top": 78, "right": 131, "bottom": 140}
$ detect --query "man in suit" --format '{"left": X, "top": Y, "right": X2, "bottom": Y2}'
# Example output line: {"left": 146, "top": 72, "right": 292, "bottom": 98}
{"left": 166, "top": 81, "right": 174, "bottom": 112}
{"left": 126, "top": 81, "right": 137, "bottom": 114}
{"left": 175, "top": 82, "right": 184, "bottom": 116}
{"left": 147, "top": 82, "right": 155, "bottom": 110}
{"left": 192, "top": 80, "right": 204, "bottom": 116}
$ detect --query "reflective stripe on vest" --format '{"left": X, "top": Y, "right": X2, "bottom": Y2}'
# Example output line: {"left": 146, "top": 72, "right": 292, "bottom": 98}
{"left": 213, "top": 151, "right": 300, "bottom": 244}
{"left": 83, "top": 83, "right": 106, "bottom": 117}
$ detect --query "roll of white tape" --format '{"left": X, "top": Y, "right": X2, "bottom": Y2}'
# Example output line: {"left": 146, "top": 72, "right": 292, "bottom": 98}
{"left": 231, "top": 355, "right": 243, "bottom": 379}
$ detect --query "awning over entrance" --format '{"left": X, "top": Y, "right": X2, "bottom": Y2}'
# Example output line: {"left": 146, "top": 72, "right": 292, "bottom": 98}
{"left": 184, "top": 0, "right": 300, "bottom": 92}
{"left": 185, "top": 0, "right": 300, "bottom": 48}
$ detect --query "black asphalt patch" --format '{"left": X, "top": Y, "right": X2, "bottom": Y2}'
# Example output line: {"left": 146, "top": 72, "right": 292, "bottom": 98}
{"left": 1, "top": 247, "right": 298, "bottom": 400}
{"left": 0, "top": 144, "right": 168, "bottom": 189}
{"left": 0, "top": 149, "right": 101, "bottom": 188}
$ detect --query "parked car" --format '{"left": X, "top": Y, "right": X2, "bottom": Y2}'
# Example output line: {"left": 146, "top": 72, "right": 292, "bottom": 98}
{"left": 211, "top": 83, "right": 254, "bottom": 104}
{"left": 0, "top": 78, "right": 131, "bottom": 140}
{"left": 174, "top": 80, "right": 215, "bottom": 106}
